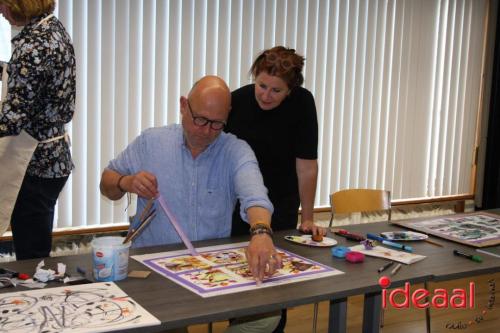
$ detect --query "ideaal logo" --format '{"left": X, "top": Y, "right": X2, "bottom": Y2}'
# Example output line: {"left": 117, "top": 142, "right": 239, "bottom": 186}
{"left": 378, "top": 276, "right": 475, "bottom": 309}
{"left": 378, "top": 276, "right": 496, "bottom": 329}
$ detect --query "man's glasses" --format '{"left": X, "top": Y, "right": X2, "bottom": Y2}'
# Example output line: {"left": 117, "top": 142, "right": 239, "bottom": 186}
{"left": 187, "top": 99, "right": 226, "bottom": 130}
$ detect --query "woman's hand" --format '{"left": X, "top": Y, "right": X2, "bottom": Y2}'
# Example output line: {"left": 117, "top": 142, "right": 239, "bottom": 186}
{"left": 299, "top": 220, "right": 327, "bottom": 236}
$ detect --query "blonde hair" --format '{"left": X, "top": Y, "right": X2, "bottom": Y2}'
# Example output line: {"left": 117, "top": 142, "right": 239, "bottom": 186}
{"left": 0, "top": 0, "right": 55, "bottom": 22}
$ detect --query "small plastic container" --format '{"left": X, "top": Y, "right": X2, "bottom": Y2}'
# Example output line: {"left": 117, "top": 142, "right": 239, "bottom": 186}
{"left": 91, "top": 236, "right": 131, "bottom": 281}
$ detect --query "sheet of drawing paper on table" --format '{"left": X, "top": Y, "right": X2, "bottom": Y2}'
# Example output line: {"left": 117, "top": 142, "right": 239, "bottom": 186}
{"left": 349, "top": 244, "right": 426, "bottom": 264}
{"left": 0, "top": 282, "right": 160, "bottom": 333}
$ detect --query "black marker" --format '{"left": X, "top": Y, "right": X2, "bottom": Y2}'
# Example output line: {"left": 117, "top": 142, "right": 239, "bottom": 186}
{"left": 453, "top": 250, "right": 482, "bottom": 263}
{"left": 377, "top": 261, "right": 394, "bottom": 273}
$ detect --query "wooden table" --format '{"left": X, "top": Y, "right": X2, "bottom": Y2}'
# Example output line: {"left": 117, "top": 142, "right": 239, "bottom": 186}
{"left": 2, "top": 217, "right": 500, "bottom": 333}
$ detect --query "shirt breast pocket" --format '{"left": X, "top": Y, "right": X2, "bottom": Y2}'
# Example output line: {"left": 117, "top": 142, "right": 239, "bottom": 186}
{"left": 201, "top": 188, "right": 226, "bottom": 219}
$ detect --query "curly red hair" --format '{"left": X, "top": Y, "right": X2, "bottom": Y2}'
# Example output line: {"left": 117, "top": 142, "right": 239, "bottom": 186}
{"left": 250, "top": 46, "right": 305, "bottom": 89}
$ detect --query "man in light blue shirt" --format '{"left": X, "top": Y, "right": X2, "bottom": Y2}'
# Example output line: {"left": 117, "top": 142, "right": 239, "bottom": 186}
{"left": 100, "top": 76, "right": 280, "bottom": 333}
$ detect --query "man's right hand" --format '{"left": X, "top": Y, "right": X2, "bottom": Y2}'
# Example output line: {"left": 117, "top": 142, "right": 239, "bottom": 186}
{"left": 100, "top": 169, "right": 159, "bottom": 200}
{"left": 123, "top": 171, "right": 159, "bottom": 199}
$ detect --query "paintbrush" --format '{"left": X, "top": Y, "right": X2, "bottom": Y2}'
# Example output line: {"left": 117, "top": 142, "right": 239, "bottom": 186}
{"left": 125, "top": 212, "right": 157, "bottom": 244}
{"left": 137, "top": 198, "right": 155, "bottom": 224}
{"left": 123, "top": 209, "right": 156, "bottom": 244}
{"left": 124, "top": 198, "right": 155, "bottom": 242}
{"left": 423, "top": 238, "right": 444, "bottom": 247}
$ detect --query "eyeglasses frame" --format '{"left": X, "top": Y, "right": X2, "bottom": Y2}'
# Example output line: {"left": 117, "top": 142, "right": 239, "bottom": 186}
{"left": 186, "top": 99, "right": 226, "bottom": 131}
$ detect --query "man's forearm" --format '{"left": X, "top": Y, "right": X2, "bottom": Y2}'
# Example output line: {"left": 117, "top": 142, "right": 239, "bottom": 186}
{"left": 100, "top": 169, "right": 127, "bottom": 200}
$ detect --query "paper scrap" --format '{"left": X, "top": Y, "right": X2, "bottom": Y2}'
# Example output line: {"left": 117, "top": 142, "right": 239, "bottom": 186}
{"left": 128, "top": 270, "right": 151, "bottom": 278}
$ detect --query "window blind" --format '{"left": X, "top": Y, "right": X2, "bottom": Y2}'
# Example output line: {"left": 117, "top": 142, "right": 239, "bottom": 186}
{"left": 0, "top": 0, "right": 489, "bottom": 229}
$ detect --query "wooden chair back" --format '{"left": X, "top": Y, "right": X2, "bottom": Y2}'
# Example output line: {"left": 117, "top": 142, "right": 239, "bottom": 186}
{"left": 329, "top": 189, "right": 391, "bottom": 227}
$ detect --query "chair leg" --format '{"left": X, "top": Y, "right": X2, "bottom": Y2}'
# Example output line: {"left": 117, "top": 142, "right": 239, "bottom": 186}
{"left": 208, "top": 322, "right": 213, "bottom": 333}
{"left": 313, "top": 302, "right": 319, "bottom": 333}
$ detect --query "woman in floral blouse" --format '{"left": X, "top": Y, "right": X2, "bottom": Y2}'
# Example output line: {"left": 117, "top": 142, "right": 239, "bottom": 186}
{"left": 0, "top": 0, "right": 75, "bottom": 260}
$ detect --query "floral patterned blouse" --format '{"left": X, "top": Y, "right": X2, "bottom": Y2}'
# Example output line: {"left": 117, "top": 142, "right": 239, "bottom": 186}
{"left": 0, "top": 13, "right": 75, "bottom": 178}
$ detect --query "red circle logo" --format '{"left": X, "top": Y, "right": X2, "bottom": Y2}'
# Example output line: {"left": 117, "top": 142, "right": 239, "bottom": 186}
{"left": 378, "top": 276, "right": 391, "bottom": 288}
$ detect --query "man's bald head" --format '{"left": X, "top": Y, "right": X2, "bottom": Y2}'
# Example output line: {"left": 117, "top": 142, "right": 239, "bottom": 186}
{"left": 180, "top": 75, "right": 231, "bottom": 157}
{"left": 188, "top": 75, "right": 231, "bottom": 119}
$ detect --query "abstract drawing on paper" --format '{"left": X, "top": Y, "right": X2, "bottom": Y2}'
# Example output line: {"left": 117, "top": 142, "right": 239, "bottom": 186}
{"left": 0, "top": 282, "right": 160, "bottom": 333}
{"left": 132, "top": 242, "right": 343, "bottom": 297}
{"left": 392, "top": 212, "right": 500, "bottom": 247}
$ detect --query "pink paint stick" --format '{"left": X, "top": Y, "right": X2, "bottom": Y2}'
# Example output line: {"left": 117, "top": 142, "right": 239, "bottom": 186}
{"left": 157, "top": 195, "right": 199, "bottom": 256}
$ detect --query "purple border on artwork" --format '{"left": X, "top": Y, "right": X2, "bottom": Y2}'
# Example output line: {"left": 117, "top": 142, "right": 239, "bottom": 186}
{"left": 142, "top": 246, "right": 337, "bottom": 295}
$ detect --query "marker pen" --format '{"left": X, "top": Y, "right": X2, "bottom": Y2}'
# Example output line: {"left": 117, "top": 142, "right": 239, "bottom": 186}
{"left": 377, "top": 261, "right": 394, "bottom": 273}
{"left": 334, "top": 229, "right": 366, "bottom": 241}
{"left": 453, "top": 249, "right": 483, "bottom": 263}
{"left": 367, "top": 233, "right": 413, "bottom": 252}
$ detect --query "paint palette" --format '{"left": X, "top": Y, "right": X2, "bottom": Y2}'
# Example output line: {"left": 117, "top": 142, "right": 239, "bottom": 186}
{"left": 284, "top": 235, "right": 338, "bottom": 247}
{"left": 381, "top": 231, "right": 428, "bottom": 241}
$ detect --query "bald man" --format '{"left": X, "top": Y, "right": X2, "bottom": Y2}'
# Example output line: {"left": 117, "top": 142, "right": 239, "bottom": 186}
{"left": 100, "top": 76, "right": 280, "bottom": 332}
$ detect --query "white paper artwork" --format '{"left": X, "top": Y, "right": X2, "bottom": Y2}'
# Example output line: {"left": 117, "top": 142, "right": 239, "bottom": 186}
{"left": 0, "top": 282, "right": 160, "bottom": 332}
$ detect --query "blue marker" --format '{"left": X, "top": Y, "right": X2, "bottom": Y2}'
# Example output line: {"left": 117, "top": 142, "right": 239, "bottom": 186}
{"left": 367, "top": 233, "right": 413, "bottom": 252}
{"left": 76, "top": 266, "right": 86, "bottom": 276}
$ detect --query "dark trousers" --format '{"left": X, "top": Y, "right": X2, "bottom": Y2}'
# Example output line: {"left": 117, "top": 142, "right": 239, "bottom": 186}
{"left": 11, "top": 174, "right": 68, "bottom": 260}
{"left": 272, "top": 309, "right": 287, "bottom": 333}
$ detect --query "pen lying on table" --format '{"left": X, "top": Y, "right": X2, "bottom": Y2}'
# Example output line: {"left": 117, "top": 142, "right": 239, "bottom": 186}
{"left": 333, "top": 229, "right": 366, "bottom": 241}
{"left": 453, "top": 249, "right": 483, "bottom": 263}
{"left": 391, "top": 263, "right": 403, "bottom": 275}
{"left": 367, "top": 233, "right": 413, "bottom": 252}
{"left": 378, "top": 261, "right": 394, "bottom": 273}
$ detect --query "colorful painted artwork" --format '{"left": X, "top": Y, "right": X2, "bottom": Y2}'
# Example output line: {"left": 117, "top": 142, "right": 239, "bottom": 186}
{"left": 392, "top": 212, "right": 500, "bottom": 247}
{"left": 0, "top": 282, "right": 160, "bottom": 333}
{"left": 380, "top": 231, "right": 428, "bottom": 241}
{"left": 132, "top": 242, "right": 343, "bottom": 297}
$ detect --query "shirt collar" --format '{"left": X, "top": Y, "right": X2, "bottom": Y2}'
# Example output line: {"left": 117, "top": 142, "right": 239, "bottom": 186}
{"left": 12, "top": 12, "right": 52, "bottom": 43}
{"left": 180, "top": 129, "right": 223, "bottom": 158}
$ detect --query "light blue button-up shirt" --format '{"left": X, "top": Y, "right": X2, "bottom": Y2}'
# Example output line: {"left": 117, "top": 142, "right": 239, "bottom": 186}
{"left": 108, "top": 124, "right": 273, "bottom": 248}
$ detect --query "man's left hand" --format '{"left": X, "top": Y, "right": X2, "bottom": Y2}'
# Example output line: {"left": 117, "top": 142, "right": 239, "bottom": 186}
{"left": 246, "top": 234, "right": 282, "bottom": 284}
